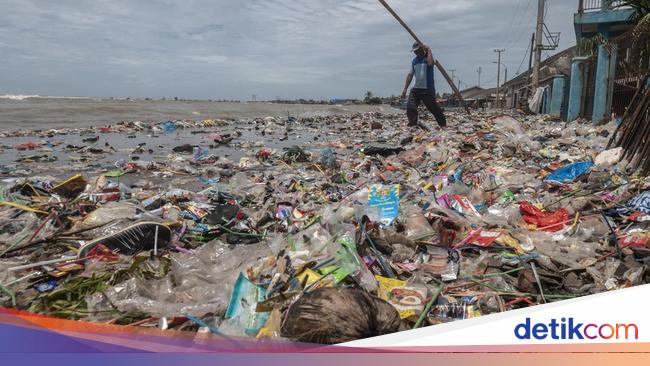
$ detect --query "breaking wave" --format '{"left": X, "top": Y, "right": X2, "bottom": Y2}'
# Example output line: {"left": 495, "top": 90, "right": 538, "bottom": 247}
{"left": 0, "top": 94, "right": 41, "bottom": 100}
{"left": 0, "top": 94, "right": 93, "bottom": 101}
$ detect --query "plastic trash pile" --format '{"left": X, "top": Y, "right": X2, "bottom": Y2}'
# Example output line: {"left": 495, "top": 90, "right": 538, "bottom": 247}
{"left": 1, "top": 110, "right": 649, "bottom": 344}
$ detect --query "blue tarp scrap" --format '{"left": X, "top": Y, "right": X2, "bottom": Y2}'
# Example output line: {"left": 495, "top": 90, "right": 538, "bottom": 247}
{"left": 544, "top": 160, "right": 594, "bottom": 184}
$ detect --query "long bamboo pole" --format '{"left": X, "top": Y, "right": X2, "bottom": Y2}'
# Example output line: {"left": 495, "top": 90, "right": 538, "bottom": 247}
{"left": 378, "top": 0, "right": 471, "bottom": 115}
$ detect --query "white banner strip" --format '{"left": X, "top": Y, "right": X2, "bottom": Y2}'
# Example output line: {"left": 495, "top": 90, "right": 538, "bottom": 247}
{"left": 344, "top": 284, "right": 649, "bottom": 347}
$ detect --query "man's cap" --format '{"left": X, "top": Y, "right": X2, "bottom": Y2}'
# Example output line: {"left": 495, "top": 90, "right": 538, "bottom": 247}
{"left": 411, "top": 42, "right": 421, "bottom": 52}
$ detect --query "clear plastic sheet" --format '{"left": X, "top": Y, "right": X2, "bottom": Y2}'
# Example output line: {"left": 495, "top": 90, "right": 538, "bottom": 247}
{"left": 490, "top": 115, "right": 541, "bottom": 152}
{"left": 86, "top": 241, "right": 272, "bottom": 318}
{"left": 404, "top": 208, "right": 435, "bottom": 240}
{"left": 0, "top": 210, "right": 41, "bottom": 247}
{"left": 527, "top": 230, "right": 602, "bottom": 268}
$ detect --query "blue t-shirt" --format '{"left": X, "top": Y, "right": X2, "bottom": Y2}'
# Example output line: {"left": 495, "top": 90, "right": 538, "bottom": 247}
{"left": 411, "top": 56, "right": 435, "bottom": 91}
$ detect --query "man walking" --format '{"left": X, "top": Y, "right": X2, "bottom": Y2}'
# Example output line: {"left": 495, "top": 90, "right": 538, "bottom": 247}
{"left": 401, "top": 43, "right": 447, "bottom": 128}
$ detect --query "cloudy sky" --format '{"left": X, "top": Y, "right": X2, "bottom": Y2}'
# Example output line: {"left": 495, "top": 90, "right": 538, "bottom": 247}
{"left": 0, "top": 0, "right": 578, "bottom": 100}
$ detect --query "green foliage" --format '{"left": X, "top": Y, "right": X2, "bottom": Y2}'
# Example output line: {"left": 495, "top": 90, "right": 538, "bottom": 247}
{"left": 28, "top": 273, "right": 112, "bottom": 319}
{"left": 577, "top": 34, "right": 609, "bottom": 57}
{"left": 366, "top": 97, "right": 383, "bottom": 105}
{"left": 364, "top": 91, "right": 383, "bottom": 105}
{"left": 27, "top": 256, "right": 172, "bottom": 319}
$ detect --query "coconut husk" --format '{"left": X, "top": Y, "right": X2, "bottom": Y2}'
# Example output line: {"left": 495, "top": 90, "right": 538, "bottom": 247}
{"left": 280, "top": 287, "right": 401, "bottom": 344}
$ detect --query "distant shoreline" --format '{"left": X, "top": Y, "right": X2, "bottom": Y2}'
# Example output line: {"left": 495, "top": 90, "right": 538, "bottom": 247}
{"left": 0, "top": 94, "right": 362, "bottom": 104}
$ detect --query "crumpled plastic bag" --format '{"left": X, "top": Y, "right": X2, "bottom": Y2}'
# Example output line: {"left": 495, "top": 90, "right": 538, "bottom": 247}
{"left": 161, "top": 121, "right": 177, "bottom": 133}
{"left": 594, "top": 148, "right": 622, "bottom": 166}
{"left": 520, "top": 201, "right": 569, "bottom": 232}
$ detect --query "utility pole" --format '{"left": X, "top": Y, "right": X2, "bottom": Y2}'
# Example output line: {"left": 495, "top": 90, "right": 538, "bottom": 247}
{"left": 524, "top": 33, "right": 535, "bottom": 102}
{"left": 528, "top": 33, "right": 535, "bottom": 76}
{"left": 449, "top": 69, "right": 457, "bottom": 92}
{"left": 532, "top": 0, "right": 545, "bottom": 89}
{"left": 477, "top": 67, "right": 482, "bottom": 87}
{"left": 493, "top": 62, "right": 508, "bottom": 87}
{"left": 494, "top": 49, "right": 505, "bottom": 109}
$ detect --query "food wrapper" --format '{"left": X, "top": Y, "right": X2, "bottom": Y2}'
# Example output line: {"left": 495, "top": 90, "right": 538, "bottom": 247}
{"left": 375, "top": 275, "right": 427, "bottom": 320}
{"left": 368, "top": 184, "right": 400, "bottom": 225}
{"left": 451, "top": 195, "right": 481, "bottom": 216}
{"left": 296, "top": 268, "right": 333, "bottom": 289}
{"left": 466, "top": 230, "right": 502, "bottom": 247}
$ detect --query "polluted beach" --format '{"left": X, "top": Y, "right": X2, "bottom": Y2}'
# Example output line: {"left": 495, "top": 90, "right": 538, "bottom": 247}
{"left": 2, "top": 108, "right": 649, "bottom": 343}
{"left": 1, "top": 0, "right": 649, "bottom": 349}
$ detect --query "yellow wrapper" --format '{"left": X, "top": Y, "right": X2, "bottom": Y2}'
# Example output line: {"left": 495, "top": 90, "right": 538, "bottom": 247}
{"left": 297, "top": 269, "right": 333, "bottom": 289}
{"left": 495, "top": 233, "right": 525, "bottom": 255}
{"left": 375, "top": 275, "right": 427, "bottom": 320}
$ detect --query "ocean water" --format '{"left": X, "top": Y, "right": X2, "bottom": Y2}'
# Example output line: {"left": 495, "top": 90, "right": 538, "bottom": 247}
{"left": 0, "top": 96, "right": 398, "bottom": 131}
{"left": 0, "top": 96, "right": 403, "bottom": 178}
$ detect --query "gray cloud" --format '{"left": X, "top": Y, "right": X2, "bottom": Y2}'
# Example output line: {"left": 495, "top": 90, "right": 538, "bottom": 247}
{"left": 0, "top": 0, "right": 578, "bottom": 99}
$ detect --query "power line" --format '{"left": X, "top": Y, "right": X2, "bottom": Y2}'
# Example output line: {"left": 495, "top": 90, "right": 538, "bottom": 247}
{"left": 484, "top": 74, "right": 497, "bottom": 85}
{"left": 515, "top": 37, "right": 533, "bottom": 75}
{"left": 502, "top": 0, "right": 524, "bottom": 47}
{"left": 504, "top": 0, "right": 527, "bottom": 47}
{"left": 506, "top": 0, "right": 535, "bottom": 50}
